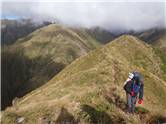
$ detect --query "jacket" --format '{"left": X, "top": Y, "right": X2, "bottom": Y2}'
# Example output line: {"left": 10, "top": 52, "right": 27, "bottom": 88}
{"left": 123, "top": 79, "right": 144, "bottom": 99}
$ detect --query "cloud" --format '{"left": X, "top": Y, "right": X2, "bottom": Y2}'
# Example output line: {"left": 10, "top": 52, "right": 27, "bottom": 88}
{"left": 1, "top": 1, "right": 166, "bottom": 31}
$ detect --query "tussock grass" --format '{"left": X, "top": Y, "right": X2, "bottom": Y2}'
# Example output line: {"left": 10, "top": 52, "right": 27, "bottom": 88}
{"left": 2, "top": 35, "right": 166, "bottom": 124}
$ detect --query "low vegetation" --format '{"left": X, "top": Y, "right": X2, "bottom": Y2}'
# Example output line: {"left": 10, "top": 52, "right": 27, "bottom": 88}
{"left": 2, "top": 35, "right": 166, "bottom": 124}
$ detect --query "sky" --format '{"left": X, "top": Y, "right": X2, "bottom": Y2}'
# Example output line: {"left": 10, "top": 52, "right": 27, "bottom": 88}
{"left": 1, "top": 0, "right": 166, "bottom": 32}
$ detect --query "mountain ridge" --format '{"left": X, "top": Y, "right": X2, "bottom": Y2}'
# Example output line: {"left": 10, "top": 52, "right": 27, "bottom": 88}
{"left": 2, "top": 35, "right": 166, "bottom": 124}
{"left": 1, "top": 23, "right": 101, "bottom": 110}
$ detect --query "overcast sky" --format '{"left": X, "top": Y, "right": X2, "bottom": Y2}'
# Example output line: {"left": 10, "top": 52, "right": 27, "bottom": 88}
{"left": 1, "top": 0, "right": 166, "bottom": 31}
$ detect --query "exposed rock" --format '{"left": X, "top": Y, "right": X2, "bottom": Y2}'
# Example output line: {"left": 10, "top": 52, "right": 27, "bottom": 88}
{"left": 16, "top": 117, "right": 25, "bottom": 124}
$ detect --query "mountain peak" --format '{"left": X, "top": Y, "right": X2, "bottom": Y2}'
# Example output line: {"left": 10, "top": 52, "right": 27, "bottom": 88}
{"left": 112, "top": 35, "right": 142, "bottom": 44}
{"left": 106, "top": 35, "right": 149, "bottom": 53}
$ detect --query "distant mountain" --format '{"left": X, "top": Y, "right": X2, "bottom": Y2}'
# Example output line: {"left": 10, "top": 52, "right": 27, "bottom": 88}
{"left": 70, "top": 26, "right": 115, "bottom": 44}
{"left": 1, "top": 19, "right": 52, "bottom": 45}
{"left": 86, "top": 26, "right": 115, "bottom": 44}
{"left": 1, "top": 24, "right": 101, "bottom": 110}
{"left": 113, "top": 28, "right": 166, "bottom": 45}
{"left": 152, "top": 30, "right": 166, "bottom": 52}
{"left": 136, "top": 28, "right": 166, "bottom": 44}
{"left": 2, "top": 35, "right": 166, "bottom": 124}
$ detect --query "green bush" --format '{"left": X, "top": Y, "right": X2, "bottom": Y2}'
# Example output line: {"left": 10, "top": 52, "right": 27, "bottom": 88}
{"left": 135, "top": 106, "right": 149, "bottom": 114}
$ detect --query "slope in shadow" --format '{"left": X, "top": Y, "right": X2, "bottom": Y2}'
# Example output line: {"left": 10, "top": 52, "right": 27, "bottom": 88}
{"left": 81, "top": 104, "right": 112, "bottom": 124}
{"left": 56, "top": 107, "right": 79, "bottom": 124}
{"left": 147, "top": 115, "right": 166, "bottom": 124}
{"left": 1, "top": 51, "right": 65, "bottom": 110}
{"left": 80, "top": 104, "right": 126, "bottom": 124}
{"left": 1, "top": 51, "right": 31, "bottom": 110}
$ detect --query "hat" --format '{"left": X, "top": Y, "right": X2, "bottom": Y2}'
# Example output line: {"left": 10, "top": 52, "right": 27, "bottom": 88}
{"left": 128, "top": 72, "right": 134, "bottom": 79}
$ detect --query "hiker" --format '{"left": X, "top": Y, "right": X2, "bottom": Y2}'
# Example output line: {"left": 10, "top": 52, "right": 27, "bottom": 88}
{"left": 123, "top": 71, "right": 144, "bottom": 113}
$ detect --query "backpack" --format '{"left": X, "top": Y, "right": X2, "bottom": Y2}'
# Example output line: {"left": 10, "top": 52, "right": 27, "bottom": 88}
{"left": 131, "top": 77, "right": 141, "bottom": 94}
{"left": 133, "top": 71, "right": 144, "bottom": 84}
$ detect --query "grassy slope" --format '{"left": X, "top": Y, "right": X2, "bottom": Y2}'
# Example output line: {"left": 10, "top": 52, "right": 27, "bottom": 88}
{"left": 152, "top": 33, "right": 166, "bottom": 80}
{"left": 15, "top": 24, "right": 101, "bottom": 87}
{"left": 12, "top": 24, "right": 101, "bottom": 62}
{"left": 153, "top": 34, "right": 166, "bottom": 52}
{"left": 2, "top": 35, "right": 166, "bottom": 124}
{"left": 1, "top": 24, "right": 101, "bottom": 109}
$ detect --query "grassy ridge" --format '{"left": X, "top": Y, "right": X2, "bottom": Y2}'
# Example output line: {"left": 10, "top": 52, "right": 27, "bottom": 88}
{"left": 2, "top": 35, "right": 166, "bottom": 124}
{"left": 1, "top": 24, "right": 101, "bottom": 110}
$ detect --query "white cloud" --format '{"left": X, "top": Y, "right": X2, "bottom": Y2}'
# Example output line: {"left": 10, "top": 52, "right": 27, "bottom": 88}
{"left": 1, "top": 1, "right": 166, "bottom": 31}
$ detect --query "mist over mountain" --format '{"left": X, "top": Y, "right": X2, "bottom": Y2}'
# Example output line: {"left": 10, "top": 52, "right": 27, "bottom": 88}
{"left": 1, "top": 1, "right": 165, "bottom": 45}
{"left": 1, "top": 1, "right": 166, "bottom": 124}
{"left": 2, "top": 1, "right": 165, "bottom": 32}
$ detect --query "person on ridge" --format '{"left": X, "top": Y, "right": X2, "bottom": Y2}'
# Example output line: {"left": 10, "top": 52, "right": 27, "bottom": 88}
{"left": 123, "top": 71, "right": 144, "bottom": 113}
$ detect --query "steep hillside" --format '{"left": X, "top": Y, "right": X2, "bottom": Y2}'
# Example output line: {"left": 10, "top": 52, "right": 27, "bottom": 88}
{"left": 1, "top": 24, "right": 101, "bottom": 110}
{"left": 153, "top": 33, "right": 166, "bottom": 52}
{"left": 2, "top": 35, "right": 166, "bottom": 124}
{"left": 152, "top": 33, "right": 166, "bottom": 76}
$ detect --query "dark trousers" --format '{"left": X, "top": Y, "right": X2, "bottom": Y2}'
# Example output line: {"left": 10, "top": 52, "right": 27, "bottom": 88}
{"left": 126, "top": 93, "right": 137, "bottom": 113}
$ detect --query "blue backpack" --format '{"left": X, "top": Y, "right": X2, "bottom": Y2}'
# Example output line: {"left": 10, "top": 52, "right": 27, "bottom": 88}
{"left": 132, "top": 78, "right": 141, "bottom": 94}
{"left": 132, "top": 72, "right": 143, "bottom": 93}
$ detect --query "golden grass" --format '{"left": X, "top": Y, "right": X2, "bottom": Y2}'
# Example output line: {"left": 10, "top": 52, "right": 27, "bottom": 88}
{"left": 2, "top": 35, "right": 166, "bottom": 124}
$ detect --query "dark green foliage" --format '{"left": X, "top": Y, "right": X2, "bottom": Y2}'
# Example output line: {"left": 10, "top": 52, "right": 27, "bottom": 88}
{"left": 135, "top": 106, "right": 149, "bottom": 114}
